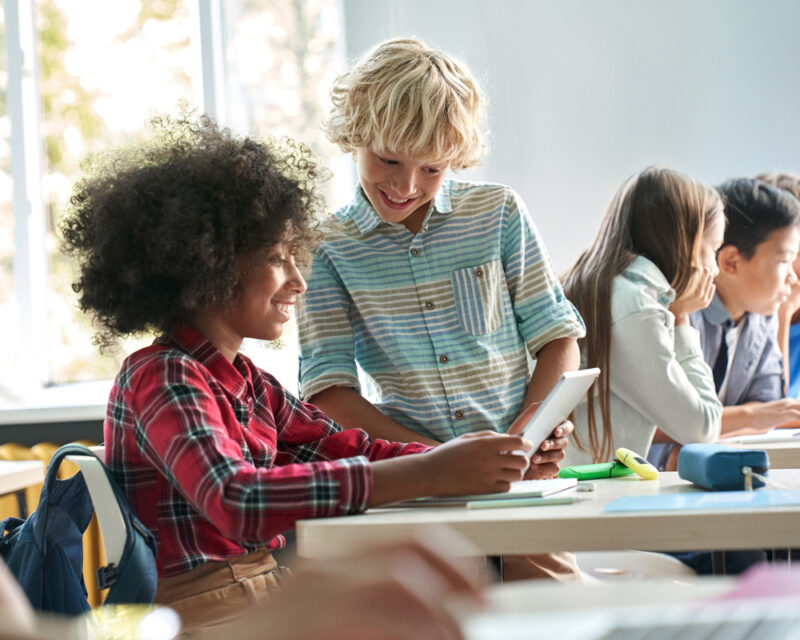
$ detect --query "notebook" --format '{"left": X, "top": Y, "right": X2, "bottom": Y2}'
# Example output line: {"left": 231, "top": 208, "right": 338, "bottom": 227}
{"left": 389, "top": 477, "right": 577, "bottom": 507}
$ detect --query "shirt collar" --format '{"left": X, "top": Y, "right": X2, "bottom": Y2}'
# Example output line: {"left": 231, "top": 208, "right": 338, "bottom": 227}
{"left": 157, "top": 323, "right": 252, "bottom": 397}
{"left": 702, "top": 292, "right": 737, "bottom": 328}
{"left": 346, "top": 181, "right": 454, "bottom": 235}
{"left": 626, "top": 255, "right": 676, "bottom": 306}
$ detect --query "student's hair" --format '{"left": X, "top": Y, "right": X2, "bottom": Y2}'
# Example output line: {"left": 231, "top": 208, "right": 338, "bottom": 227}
{"left": 61, "top": 114, "right": 324, "bottom": 348}
{"left": 716, "top": 178, "right": 800, "bottom": 258}
{"left": 756, "top": 172, "right": 800, "bottom": 202}
{"left": 324, "top": 37, "right": 487, "bottom": 169}
{"left": 563, "top": 167, "right": 724, "bottom": 462}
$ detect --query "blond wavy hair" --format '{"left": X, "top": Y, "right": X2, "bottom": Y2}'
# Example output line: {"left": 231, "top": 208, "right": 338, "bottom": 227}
{"left": 324, "top": 37, "right": 487, "bottom": 170}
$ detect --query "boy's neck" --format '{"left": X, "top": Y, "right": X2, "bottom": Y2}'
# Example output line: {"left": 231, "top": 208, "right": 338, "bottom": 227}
{"left": 714, "top": 282, "right": 746, "bottom": 324}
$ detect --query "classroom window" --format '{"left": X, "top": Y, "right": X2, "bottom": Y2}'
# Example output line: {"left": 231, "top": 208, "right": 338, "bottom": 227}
{"left": 0, "top": 0, "right": 346, "bottom": 401}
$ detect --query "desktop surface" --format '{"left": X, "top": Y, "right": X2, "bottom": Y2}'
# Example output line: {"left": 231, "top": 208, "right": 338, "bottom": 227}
{"left": 297, "top": 470, "right": 800, "bottom": 559}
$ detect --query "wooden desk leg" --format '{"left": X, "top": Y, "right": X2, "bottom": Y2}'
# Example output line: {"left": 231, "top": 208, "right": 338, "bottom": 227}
{"left": 15, "top": 491, "right": 29, "bottom": 519}
{"left": 711, "top": 551, "right": 726, "bottom": 575}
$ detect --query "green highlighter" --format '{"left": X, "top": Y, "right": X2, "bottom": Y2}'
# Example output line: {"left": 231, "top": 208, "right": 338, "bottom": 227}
{"left": 558, "top": 461, "right": 634, "bottom": 480}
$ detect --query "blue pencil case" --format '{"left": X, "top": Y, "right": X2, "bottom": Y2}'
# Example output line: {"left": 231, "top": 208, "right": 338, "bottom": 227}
{"left": 677, "top": 443, "right": 769, "bottom": 491}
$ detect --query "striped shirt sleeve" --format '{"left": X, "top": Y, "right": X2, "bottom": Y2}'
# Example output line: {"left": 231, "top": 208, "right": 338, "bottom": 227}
{"left": 501, "top": 188, "right": 585, "bottom": 355}
{"left": 298, "top": 251, "right": 361, "bottom": 400}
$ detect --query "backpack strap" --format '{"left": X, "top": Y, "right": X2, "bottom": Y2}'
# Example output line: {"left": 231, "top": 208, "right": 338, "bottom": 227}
{"left": 51, "top": 443, "right": 157, "bottom": 603}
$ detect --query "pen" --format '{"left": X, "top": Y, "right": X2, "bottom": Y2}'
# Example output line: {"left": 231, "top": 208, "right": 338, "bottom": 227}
{"left": 466, "top": 495, "right": 578, "bottom": 510}
{"left": 615, "top": 447, "right": 659, "bottom": 480}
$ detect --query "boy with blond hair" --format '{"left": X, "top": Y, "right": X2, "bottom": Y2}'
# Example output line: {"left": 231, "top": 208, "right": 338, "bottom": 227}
{"left": 298, "top": 38, "right": 585, "bottom": 580}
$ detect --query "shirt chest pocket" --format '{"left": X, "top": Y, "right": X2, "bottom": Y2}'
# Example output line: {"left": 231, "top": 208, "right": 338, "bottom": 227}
{"left": 450, "top": 260, "right": 508, "bottom": 336}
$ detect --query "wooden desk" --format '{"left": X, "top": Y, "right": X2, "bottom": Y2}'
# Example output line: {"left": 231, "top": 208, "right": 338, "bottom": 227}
{"left": 296, "top": 470, "right": 800, "bottom": 559}
{"left": 0, "top": 460, "right": 45, "bottom": 517}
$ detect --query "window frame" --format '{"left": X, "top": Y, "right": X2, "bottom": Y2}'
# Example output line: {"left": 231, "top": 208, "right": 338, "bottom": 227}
{"left": 3, "top": 0, "right": 231, "bottom": 393}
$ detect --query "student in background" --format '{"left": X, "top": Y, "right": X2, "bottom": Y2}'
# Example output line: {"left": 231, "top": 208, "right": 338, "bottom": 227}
{"left": 562, "top": 167, "right": 724, "bottom": 466}
{"left": 758, "top": 172, "right": 800, "bottom": 399}
{"left": 689, "top": 178, "right": 800, "bottom": 435}
{"left": 59, "top": 114, "right": 533, "bottom": 634}
{"left": 297, "top": 37, "right": 584, "bottom": 581}
{"left": 663, "top": 177, "right": 800, "bottom": 575}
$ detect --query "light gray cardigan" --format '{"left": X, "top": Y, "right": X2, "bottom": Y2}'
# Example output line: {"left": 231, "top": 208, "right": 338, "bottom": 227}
{"left": 565, "top": 256, "right": 722, "bottom": 465}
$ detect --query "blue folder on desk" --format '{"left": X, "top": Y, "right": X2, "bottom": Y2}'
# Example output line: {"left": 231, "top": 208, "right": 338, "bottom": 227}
{"left": 604, "top": 490, "right": 800, "bottom": 512}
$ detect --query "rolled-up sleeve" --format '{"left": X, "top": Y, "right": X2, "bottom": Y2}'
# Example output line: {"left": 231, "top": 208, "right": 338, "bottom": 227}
{"left": 500, "top": 189, "right": 585, "bottom": 356}
{"left": 298, "top": 252, "right": 361, "bottom": 400}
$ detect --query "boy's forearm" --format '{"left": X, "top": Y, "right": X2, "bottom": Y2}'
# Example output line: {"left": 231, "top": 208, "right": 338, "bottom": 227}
{"left": 720, "top": 403, "right": 766, "bottom": 436}
{"left": 309, "top": 386, "right": 440, "bottom": 446}
{"left": 521, "top": 337, "right": 581, "bottom": 410}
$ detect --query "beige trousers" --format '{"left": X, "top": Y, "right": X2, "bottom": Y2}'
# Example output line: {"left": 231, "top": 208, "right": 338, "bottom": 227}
{"left": 154, "top": 548, "right": 289, "bottom": 638}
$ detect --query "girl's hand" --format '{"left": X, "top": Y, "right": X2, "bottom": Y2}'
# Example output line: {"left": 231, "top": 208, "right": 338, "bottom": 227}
{"left": 423, "top": 431, "right": 533, "bottom": 496}
{"left": 778, "top": 272, "right": 800, "bottom": 321}
{"left": 524, "top": 420, "right": 573, "bottom": 479}
{"left": 669, "top": 266, "right": 715, "bottom": 324}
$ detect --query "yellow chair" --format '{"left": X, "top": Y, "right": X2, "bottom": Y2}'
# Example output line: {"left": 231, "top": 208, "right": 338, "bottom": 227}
{"left": 0, "top": 443, "right": 40, "bottom": 519}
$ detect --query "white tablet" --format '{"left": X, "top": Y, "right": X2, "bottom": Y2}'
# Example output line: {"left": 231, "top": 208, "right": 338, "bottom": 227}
{"left": 520, "top": 368, "right": 600, "bottom": 459}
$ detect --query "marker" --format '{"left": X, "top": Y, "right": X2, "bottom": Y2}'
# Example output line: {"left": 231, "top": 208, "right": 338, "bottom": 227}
{"left": 615, "top": 447, "right": 659, "bottom": 480}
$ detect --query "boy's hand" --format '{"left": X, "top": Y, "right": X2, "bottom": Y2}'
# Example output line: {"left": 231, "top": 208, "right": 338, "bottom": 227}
{"left": 669, "top": 266, "right": 715, "bottom": 324}
{"left": 524, "top": 420, "right": 573, "bottom": 479}
{"left": 424, "top": 431, "right": 533, "bottom": 496}
{"left": 745, "top": 399, "right": 800, "bottom": 431}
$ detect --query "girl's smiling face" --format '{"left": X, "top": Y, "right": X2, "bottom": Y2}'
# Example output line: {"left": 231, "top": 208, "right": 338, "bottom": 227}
{"left": 223, "top": 242, "right": 307, "bottom": 343}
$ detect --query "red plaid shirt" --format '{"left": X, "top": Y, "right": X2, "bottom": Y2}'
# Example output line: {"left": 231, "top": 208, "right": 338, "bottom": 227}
{"left": 104, "top": 325, "right": 428, "bottom": 577}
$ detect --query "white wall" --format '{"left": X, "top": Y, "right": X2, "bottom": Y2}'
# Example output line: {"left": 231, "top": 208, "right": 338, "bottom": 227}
{"left": 341, "top": 0, "right": 800, "bottom": 271}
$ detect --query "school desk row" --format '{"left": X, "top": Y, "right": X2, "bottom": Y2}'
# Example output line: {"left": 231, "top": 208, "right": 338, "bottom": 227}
{"left": 296, "top": 469, "right": 800, "bottom": 565}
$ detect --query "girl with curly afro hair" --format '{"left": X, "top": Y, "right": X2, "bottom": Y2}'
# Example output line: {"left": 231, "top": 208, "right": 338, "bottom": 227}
{"left": 61, "top": 114, "right": 532, "bottom": 633}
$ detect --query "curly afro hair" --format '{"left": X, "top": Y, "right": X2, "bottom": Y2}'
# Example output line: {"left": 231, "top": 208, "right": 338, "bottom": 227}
{"left": 61, "top": 114, "right": 325, "bottom": 348}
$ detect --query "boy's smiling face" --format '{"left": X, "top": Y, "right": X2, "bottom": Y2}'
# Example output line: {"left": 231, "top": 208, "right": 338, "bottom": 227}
{"left": 355, "top": 147, "right": 448, "bottom": 234}
{"left": 716, "top": 225, "right": 800, "bottom": 320}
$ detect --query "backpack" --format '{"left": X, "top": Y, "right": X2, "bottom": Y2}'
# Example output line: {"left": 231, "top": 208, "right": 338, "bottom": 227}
{"left": 0, "top": 443, "right": 158, "bottom": 616}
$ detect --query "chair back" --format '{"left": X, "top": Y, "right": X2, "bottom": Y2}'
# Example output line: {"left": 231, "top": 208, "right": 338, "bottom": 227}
{"left": 0, "top": 443, "right": 157, "bottom": 615}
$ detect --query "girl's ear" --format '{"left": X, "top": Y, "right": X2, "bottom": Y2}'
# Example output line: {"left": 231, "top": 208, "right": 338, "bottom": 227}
{"left": 717, "top": 245, "right": 740, "bottom": 276}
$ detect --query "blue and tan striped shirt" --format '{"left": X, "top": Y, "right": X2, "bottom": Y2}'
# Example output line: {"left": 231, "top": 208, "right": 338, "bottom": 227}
{"left": 298, "top": 180, "right": 585, "bottom": 442}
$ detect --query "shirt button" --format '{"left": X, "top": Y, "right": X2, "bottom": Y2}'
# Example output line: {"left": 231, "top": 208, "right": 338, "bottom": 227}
{"left": 411, "top": 248, "right": 419, "bottom": 257}
{"left": 424, "top": 301, "right": 435, "bottom": 310}
{"left": 475, "top": 267, "right": 484, "bottom": 278}
{"left": 439, "top": 354, "right": 449, "bottom": 363}
{"left": 454, "top": 410, "right": 464, "bottom": 419}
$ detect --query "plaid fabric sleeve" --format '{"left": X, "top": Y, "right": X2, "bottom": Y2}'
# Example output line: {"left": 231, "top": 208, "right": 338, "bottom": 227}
{"left": 129, "top": 357, "right": 395, "bottom": 545}
{"left": 501, "top": 188, "right": 585, "bottom": 356}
